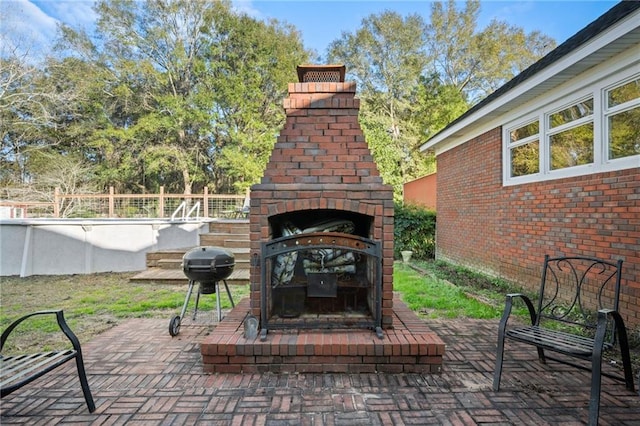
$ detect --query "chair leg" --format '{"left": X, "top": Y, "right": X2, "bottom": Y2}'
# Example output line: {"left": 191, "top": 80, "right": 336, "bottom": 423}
{"left": 493, "top": 330, "right": 506, "bottom": 391}
{"left": 74, "top": 354, "right": 96, "bottom": 413}
{"left": 589, "top": 312, "right": 609, "bottom": 426}
{"left": 588, "top": 354, "right": 602, "bottom": 426}
{"left": 614, "top": 315, "right": 635, "bottom": 392}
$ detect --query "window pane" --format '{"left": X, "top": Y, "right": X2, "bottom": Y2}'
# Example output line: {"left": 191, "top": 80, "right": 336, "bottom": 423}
{"left": 608, "top": 78, "right": 640, "bottom": 108}
{"left": 549, "top": 99, "right": 593, "bottom": 128}
{"left": 509, "top": 121, "right": 539, "bottom": 143}
{"left": 511, "top": 141, "right": 539, "bottom": 177}
{"left": 609, "top": 107, "right": 640, "bottom": 159}
{"left": 550, "top": 123, "right": 594, "bottom": 170}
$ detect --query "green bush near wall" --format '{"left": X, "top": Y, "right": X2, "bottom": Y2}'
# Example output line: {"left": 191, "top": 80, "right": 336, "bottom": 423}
{"left": 394, "top": 202, "right": 436, "bottom": 260}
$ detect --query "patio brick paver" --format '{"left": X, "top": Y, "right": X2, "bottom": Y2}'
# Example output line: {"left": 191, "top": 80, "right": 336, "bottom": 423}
{"left": 1, "top": 315, "right": 639, "bottom": 425}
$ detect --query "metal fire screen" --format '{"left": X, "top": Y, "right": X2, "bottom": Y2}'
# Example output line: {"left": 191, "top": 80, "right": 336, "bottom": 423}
{"left": 259, "top": 232, "right": 383, "bottom": 341}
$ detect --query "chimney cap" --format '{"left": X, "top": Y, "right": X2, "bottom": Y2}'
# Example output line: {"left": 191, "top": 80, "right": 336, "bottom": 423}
{"left": 297, "top": 64, "right": 346, "bottom": 83}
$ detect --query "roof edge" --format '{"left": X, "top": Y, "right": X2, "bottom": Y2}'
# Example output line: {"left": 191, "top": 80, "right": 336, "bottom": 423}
{"left": 420, "top": 1, "right": 640, "bottom": 153}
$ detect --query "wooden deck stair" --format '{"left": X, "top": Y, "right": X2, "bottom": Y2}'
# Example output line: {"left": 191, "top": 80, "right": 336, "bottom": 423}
{"left": 129, "top": 219, "right": 250, "bottom": 285}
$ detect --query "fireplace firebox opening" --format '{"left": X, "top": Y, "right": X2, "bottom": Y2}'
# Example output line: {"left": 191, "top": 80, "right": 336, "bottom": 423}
{"left": 274, "top": 210, "right": 372, "bottom": 303}
{"left": 259, "top": 230, "right": 383, "bottom": 341}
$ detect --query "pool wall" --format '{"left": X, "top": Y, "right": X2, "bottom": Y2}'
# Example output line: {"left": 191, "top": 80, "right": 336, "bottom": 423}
{"left": 0, "top": 219, "right": 209, "bottom": 277}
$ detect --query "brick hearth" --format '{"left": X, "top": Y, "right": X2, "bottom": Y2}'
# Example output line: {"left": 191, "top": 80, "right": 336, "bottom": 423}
{"left": 201, "top": 295, "right": 445, "bottom": 374}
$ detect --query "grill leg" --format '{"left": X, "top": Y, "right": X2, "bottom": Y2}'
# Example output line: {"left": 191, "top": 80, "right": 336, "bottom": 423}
{"left": 193, "top": 283, "right": 202, "bottom": 320}
{"left": 223, "top": 280, "right": 235, "bottom": 308}
{"left": 215, "top": 282, "right": 222, "bottom": 322}
{"left": 180, "top": 280, "right": 196, "bottom": 320}
{"left": 212, "top": 280, "right": 234, "bottom": 323}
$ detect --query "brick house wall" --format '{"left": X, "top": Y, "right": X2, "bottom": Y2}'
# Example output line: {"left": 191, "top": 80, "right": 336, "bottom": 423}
{"left": 436, "top": 127, "right": 640, "bottom": 326}
{"left": 403, "top": 173, "right": 437, "bottom": 210}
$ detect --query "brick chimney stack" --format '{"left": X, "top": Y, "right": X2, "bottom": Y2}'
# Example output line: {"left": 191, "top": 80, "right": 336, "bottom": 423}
{"left": 249, "top": 65, "right": 395, "bottom": 328}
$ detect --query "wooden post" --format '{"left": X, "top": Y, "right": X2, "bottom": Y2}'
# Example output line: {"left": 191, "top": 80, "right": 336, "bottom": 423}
{"left": 108, "top": 186, "right": 115, "bottom": 217}
{"left": 203, "top": 187, "right": 209, "bottom": 218}
{"left": 159, "top": 186, "right": 165, "bottom": 218}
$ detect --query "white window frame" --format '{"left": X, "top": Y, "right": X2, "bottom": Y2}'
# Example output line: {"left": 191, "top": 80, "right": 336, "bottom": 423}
{"left": 603, "top": 74, "right": 640, "bottom": 163}
{"left": 506, "top": 118, "right": 541, "bottom": 179}
{"left": 503, "top": 67, "right": 640, "bottom": 186}
{"left": 546, "top": 94, "right": 595, "bottom": 174}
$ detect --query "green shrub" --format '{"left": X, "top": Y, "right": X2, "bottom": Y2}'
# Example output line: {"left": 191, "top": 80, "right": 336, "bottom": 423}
{"left": 394, "top": 202, "right": 436, "bottom": 260}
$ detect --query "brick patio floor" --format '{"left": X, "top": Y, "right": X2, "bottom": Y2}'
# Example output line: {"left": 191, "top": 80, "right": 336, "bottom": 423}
{"left": 1, "top": 315, "right": 638, "bottom": 425}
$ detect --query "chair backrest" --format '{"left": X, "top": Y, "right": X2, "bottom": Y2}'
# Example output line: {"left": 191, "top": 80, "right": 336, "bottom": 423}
{"left": 537, "top": 255, "right": 623, "bottom": 344}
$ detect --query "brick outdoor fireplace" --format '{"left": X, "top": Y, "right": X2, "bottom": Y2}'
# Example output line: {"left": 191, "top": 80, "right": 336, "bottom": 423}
{"left": 200, "top": 65, "right": 445, "bottom": 373}
{"left": 248, "top": 65, "right": 395, "bottom": 339}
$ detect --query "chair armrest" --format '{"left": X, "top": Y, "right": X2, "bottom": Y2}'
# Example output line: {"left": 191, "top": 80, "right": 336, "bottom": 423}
{"left": 497, "top": 293, "right": 538, "bottom": 338}
{"left": 594, "top": 308, "right": 624, "bottom": 351}
{"left": 596, "top": 308, "right": 635, "bottom": 392}
{"left": 596, "top": 308, "right": 628, "bottom": 346}
{"left": 596, "top": 308, "right": 621, "bottom": 334}
{"left": 502, "top": 293, "right": 537, "bottom": 326}
{"left": 1, "top": 310, "right": 81, "bottom": 354}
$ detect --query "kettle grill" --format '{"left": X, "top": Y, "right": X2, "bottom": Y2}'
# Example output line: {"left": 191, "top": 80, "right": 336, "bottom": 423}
{"left": 168, "top": 246, "right": 235, "bottom": 336}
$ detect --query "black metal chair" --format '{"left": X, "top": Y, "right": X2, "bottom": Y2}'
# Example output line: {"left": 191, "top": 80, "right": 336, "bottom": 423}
{"left": 493, "top": 255, "right": 634, "bottom": 426}
{"left": 1, "top": 310, "right": 96, "bottom": 412}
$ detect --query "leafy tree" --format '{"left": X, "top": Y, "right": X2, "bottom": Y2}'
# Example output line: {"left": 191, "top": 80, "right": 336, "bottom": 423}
{"left": 426, "top": 0, "right": 556, "bottom": 102}
{"left": 327, "top": 1, "right": 555, "bottom": 197}
{"left": 2, "top": 0, "right": 555, "bottom": 202}
{"left": 205, "top": 13, "right": 307, "bottom": 193}
{"left": 411, "top": 73, "right": 468, "bottom": 141}
{"left": 52, "top": 0, "right": 308, "bottom": 195}
{"left": 0, "top": 49, "right": 38, "bottom": 187}
{"left": 358, "top": 113, "right": 404, "bottom": 194}
{"left": 84, "top": 0, "right": 228, "bottom": 195}
{"left": 0, "top": 46, "right": 89, "bottom": 188}
{"left": 327, "top": 11, "right": 433, "bottom": 199}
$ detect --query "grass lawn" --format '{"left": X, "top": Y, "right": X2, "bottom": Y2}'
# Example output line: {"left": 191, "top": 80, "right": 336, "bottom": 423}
{"left": 393, "top": 263, "right": 504, "bottom": 319}
{"left": 2, "top": 262, "right": 638, "bottom": 373}
{"left": 0, "top": 274, "right": 248, "bottom": 354}
{"left": 0, "top": 262, "right": 512, "bottom": 354}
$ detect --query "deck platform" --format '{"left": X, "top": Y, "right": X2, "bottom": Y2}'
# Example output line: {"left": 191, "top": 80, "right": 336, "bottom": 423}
{"left": 129, "top": 267, "right": 249, "bottom": 285}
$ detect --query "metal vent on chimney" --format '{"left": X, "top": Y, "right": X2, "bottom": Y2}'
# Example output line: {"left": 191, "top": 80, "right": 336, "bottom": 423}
{"left": 297, "top": 64, "right": 346, "bottom": 82}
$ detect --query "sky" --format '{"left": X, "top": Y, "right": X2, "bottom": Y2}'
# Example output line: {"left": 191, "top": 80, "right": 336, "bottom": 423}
{"left": 0, "top": 0, "right": 622, "bottom": 61}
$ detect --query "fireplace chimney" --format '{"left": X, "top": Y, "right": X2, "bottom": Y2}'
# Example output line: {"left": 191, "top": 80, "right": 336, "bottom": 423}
{"left": 249, "top": 64, "right": 395, "bottom": 338}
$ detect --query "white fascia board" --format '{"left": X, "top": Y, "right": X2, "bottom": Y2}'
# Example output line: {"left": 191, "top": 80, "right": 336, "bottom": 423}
{"left": 420, "top": 10, "right": 640, "bottom": 156}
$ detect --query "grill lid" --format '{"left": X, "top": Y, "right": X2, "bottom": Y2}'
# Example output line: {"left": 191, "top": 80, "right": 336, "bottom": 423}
{"left": 182, "top": 246, "right": 235, "bottom": 282}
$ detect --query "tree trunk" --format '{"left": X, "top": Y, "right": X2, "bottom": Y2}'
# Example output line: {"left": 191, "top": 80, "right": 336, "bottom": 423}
{"left": 182, "top": 168, "right": 192, "bottom": 196}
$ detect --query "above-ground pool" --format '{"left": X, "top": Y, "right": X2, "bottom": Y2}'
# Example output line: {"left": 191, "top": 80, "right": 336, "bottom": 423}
{"left": 0, "top": 218, "right": 213, "bottom": 277}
